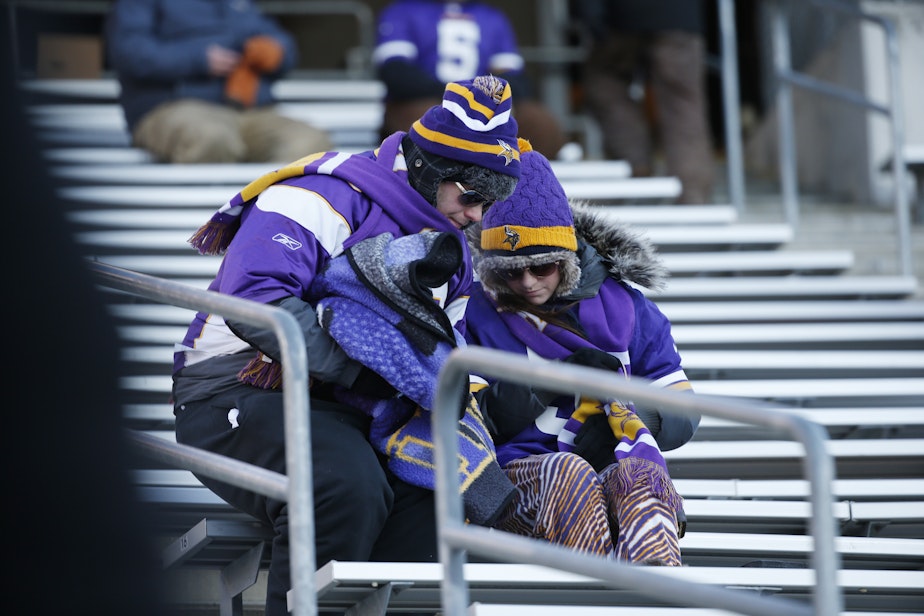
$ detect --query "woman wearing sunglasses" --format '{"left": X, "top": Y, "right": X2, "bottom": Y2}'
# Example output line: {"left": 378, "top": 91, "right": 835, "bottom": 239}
{"left": 464, "top": 140, "right": 699, "bottom": 565}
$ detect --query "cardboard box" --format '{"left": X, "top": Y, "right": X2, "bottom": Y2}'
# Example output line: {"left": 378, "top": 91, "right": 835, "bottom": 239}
{"left": 37, "top": 34, "right": 102, "bottom": 79}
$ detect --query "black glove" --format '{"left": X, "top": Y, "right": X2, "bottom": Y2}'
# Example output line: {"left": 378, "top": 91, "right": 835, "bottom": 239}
{"left": 458, "top": 390, "right": 475, "bottom": 420}
{"left": 350, "top": 366, "right": 399, "bottom": 399}
{"left": 562, "top": 347, "right": 624, "bottom": 373}
{"left": 634, "top": 406, "right": 662, "bottom": 438}
{"left": 473, "top": 380, "right": 547, "bottom": 442}
{"left": 572, "top": 413, "right": 617, "bottom": 472}
{"left": 534, "top": 348, "right": 625, "bottom": 406}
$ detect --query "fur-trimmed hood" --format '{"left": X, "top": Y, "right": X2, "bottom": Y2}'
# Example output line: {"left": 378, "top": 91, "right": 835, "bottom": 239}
{"left": 467, "top": 200, "right": 669, "bottom": 295}
{"left": 570, "top": 202, "right": 668, "bottom": 291}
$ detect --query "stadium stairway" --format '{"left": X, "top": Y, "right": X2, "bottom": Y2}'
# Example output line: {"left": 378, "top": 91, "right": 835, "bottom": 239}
{"left": 22, "top": 78, "right": 924, "bottom": 615}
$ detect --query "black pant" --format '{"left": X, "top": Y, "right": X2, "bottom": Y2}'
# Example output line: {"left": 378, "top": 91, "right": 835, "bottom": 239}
{"left": 175, "top": 385, "right": 438, "bottom": 616}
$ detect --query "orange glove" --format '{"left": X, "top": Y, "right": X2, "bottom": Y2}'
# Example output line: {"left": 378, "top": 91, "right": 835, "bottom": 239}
{"left": 225, "top": 36, "right": 285, "bottom": 108}
{"left": 242, "top": 35, "right": 284, "bottom": 73}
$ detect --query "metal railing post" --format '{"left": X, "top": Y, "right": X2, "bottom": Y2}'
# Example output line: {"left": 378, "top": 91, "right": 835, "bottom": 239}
{"left": 770, "top": 0, "right": 800, "bottom": 227}
{"left": 88, "top": 261, "right": 317, "bottom": 616}
{"left": 434, "top": 346, "right": 843, "bottom": 616}
{"left": 882, "top": 17, "right": 912, "bottom": 276}
{"left": 768, "top": 0, "right": 913, "bottom": 276}
{"left": 718, "top": 0, "right": 746, "bottom": 211}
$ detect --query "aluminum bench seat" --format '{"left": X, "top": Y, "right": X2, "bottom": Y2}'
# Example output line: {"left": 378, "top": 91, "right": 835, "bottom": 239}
{"left": 469, "top": 606, "right": 922, "bottom": 616}
{"left": 19, "top": 77, "right": 386, "bottom": 102}
{"left": 649, "top": 275, "right": 918, "bottom": 301}
{"left": 678, "top": 531, "right": 924, "bottom": 569}
{"left": 694, "top": 406, "right": 924, "bottom": 440}
{"left": 671, "top": 321, "right": 924, "bottom": 347}
{"left": 674, "top": 477, "right": 924, "bottom": 501}
{"left": 133, "top": 469, "right": 924, "bottom": 503}
{"left": 681, "top": 349, "right": 924, "bottom": 376}
{"left": 120, "top": 345, "right": 924, "bottom": 379}
{"left": 28, "top": 102, "right": 383, "bottom": 133}
{"left": 50, "top": 158, "right": 637, "bottom": 185}
{"left": 120, "top": 401, "right": 924, "bottom": 441}
{"left": 81, "top": 250, "right": 856, "bottom": 280}
{"left": 112, "top": 321, "right": 924, "bottom": 348}
{"left": 58, "top": 180, "right": 690, "bottom": 208}
{"left": 659, "top": 300, "right": 924, "bottom": 323}
{"left": 73, "top": 229, "right": 804, "bottom": 257}
{"left": 661, "top": 250, "right": 854, "bottom": 276}
{"left": 105, "top": 298, "right": 924, "bottom": 325}
{"left": 692, "top": 377, "right": 924, "bottom": 403}
{"left": 664, "top": 438, "right": 924, "bottom": 480}
{"left": 309, "top": 561, "right": 924, "bottom": 613}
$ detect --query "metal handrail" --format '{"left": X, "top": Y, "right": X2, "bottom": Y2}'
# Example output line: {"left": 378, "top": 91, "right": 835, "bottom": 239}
{"left": 87, "top": 261, "right": 318, "bottom": 616}
{"left": 433, "top": 346, "right": 843, "bottom": 616}
{"left": 90, "top": 262, "right": 846, "bottom": 616}
{"left": 769, "top": 0, "right": 911, "bottom": 276}
{"left": 718, "top": 0, "right": 747, "bottom": 211}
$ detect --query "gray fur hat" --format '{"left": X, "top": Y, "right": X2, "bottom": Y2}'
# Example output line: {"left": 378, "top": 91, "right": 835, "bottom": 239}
{"left": 403, "top": 136, "right": 517, "bottom": 207}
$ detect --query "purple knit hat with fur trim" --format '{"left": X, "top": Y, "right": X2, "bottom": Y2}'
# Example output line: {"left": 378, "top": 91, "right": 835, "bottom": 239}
{"left": 477, "top": 140, "right": 581, "bottom": 297}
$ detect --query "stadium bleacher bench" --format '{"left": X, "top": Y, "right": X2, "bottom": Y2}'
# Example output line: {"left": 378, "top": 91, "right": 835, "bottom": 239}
{"left": 109, "top": 321, "right": 924, "bottom": 350}
{"left": 77, "top": 246, "right": 857, "bottom": 279}
{"left": 51, "top": 159, "right": 636, "bottom": 185}
{"left": 663, "top": 438, "right": 924, "bottom": 481}
{"left": 681, "top": 349, "right": 924, "bottom": 375}
{"left": 694, "top": 406, "right": 924, "bottom": 440}
{"left": 648, "top": 275, "right": 919, "bottom": 300}
{"left": 673, "top": 477, "right": 924, "bottom": 501}
{"left": 106, "top": 298, "right": 924, "bottom": 326}
{"left": 679, "top": 531, "right": 924, "bottom": 568}
{"left": 658, "top": 300, "right": 924, "bottom": 323}
{"left": 307, "top": 560, "right": 924, "bottom": 613}
{"left": 468, "top": 606, "right": 924, "bottom": 616}
{"left": 660, "top": 250, "right": 854, "bottom": 276}
{"left": 72, "top": 226, "right": 799, "bottom": 256}
{"left": 18, "top": 77, "right": 385, "bottom": 102}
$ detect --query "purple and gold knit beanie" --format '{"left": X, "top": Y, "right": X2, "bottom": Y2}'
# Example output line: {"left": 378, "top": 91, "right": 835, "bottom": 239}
{"left": 477, "top": 139, "right": 581, "bottom": 298}
{"left": 406, "top": 75, "right": 520, "bottom": 206}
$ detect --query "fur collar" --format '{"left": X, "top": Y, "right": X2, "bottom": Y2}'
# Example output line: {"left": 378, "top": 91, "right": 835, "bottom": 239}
{"left": 571, "top": 202, "right": 668, "bottom": 291}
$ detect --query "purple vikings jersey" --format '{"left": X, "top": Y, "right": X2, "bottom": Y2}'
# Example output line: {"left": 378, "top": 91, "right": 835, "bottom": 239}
{"left": 465, "top": 278, "right": 690, "bottom": 466}
{"left": 373, "top": 1, "right": 524, "bottom": 83}
{"left": 174, "top": 145, "right": 472, "bottom": 375}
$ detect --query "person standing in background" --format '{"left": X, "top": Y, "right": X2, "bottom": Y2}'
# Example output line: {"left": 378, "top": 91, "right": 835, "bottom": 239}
{"left": 575, "top": 0, "right": 715, "bottom": 204}
{"left": 106, "top": 0, "right": 332, "bottom": 163}
{"left": 374, "top": 0, "right": 572, "bottom": 160}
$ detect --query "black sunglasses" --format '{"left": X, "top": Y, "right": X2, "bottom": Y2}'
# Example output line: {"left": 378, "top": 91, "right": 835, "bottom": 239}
{"left": 454, "top": 182, "right": 494, "bottom": 211}
{"left": 494, "top": 261, "right": 561, "bottom": 282}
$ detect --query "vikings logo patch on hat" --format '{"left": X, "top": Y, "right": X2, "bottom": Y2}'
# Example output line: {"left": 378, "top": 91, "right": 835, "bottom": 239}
{"left": 476, "top": 140, "right": 583, "bottom": 298}
{"left": 501, "top": 226, "right": 521, "bottom": 250}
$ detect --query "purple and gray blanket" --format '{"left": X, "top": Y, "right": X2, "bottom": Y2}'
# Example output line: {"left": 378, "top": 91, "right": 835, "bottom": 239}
{"left": 312, "top": 230, "right": 515, "bottom": 526}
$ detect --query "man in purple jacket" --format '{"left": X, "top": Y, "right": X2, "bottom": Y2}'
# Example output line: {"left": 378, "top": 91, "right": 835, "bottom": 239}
{"left": 173, "top": 75, "right": 520, "bottom": 615}
{"left": 373, "top": 0, "right": 569, "bottom": 160}
{"left": 106, "top": 0, "right": 331, "bottom": 163}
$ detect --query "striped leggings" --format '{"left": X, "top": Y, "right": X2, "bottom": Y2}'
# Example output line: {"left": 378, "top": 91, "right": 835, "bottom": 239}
{"left": 495, "top": 452, "right": 682, "bottom": 565}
